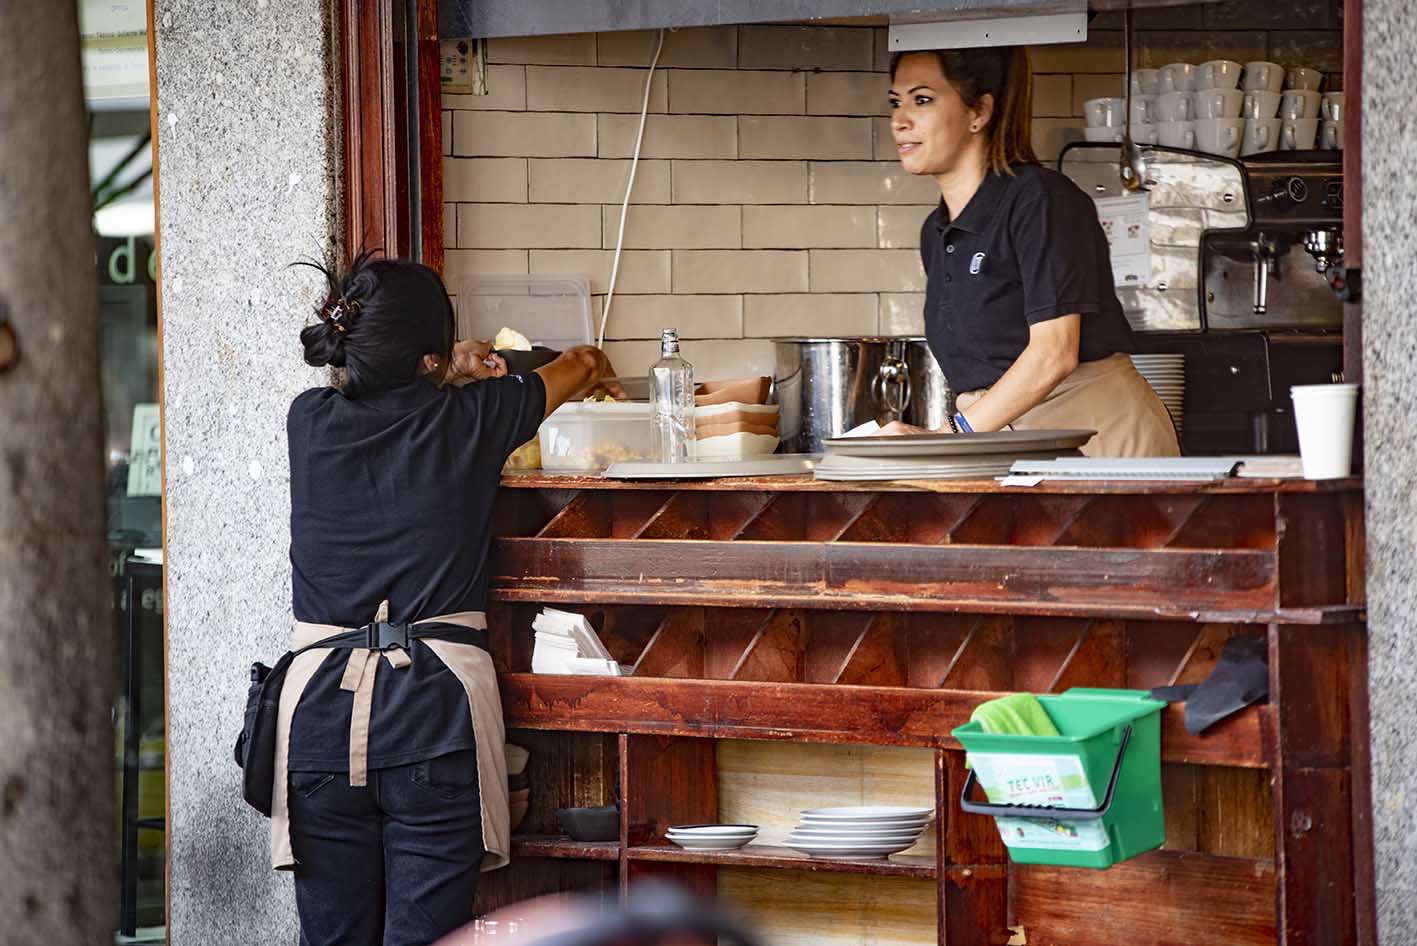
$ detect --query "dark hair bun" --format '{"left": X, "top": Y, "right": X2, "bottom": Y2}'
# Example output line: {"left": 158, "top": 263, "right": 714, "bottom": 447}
{"left": 300, "top": 320, "right": 347, "bottom": 368}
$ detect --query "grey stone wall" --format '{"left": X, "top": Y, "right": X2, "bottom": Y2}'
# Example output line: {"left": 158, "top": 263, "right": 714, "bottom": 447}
{"left": 154, "top": 2, "right": 340, "bottom": 942}
{"left": 1363, "top": 0, "right": 1417, "bottom": 941}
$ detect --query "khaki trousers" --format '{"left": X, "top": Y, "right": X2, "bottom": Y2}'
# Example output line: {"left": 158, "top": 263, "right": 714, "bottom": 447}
{"left": 956, "top": 353, "right": 1180, "bottom": 458}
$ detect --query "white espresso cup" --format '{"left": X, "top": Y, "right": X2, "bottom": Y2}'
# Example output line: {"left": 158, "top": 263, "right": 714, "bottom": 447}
{"left": 1291, "top": 383, "right": 1359, "bottom": 479}
{"left": 1320, "top": 119, "right": 1344, "bottom": 150}
{"left": 1084, "top": 125, "right": 1124, "bottom": 143}
{"left": 1131, "top": 69, "right": 1161, "bottom": 95}
{"left": 1194, "top": 88, "right": 1244, "bottom": 119}
{"left": 1194, "top": 118, "right": 1245, "bottom": 157}
{"left": 1281, "top": 118, "right": 1320, "bottom": 150}
{"left": 1159, "top": 62, "right": 1197, "bottom": 93}
{"left": 1197, "top": 59, "right": 1243, "bottom": 90}
{"left": 1130, "top": 95, "right": 1159, "bottom": 126}
{"left": 1286, "top": 67, "right": 1324, "bottom": 91}
{"left": 1321, "top": 92, "right": 1344, "bottom": 122}
{"left": 1243, "top": 61, "right": 1285, "bottom": 93}
{"left": 1280, "top": 89, "right": 1322, "bottom": 120}
{"left": 1129, "top": 122, "right": 1160, "bottom": 145}
{"left": 1156, "top": 91, "right": 1194, "bottom": 122}
{"left": 1242, "top": 90, "right": 1282, "bottom": 119}
{"left": 1083, "top": 97, "right": 1127, "bottom": 127}
{"left": 1158, "top": 120, "right": 1197, "bottom": 149}
{"left": 1242, "top": 118, "right": 1282, "bottom": 155}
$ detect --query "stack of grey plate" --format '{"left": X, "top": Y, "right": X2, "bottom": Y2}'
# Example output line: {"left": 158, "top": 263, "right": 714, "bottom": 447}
{"left": 816, "top": 429, "right": 1095, "bottom": 481}
{"left": 1130, "top": 353, "right": 1185, "bottom": 434}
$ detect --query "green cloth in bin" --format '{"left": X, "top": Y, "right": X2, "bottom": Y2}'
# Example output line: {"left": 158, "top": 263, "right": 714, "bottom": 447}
{"left": 970, "top": 693, "right": 1061, "bottom": 738}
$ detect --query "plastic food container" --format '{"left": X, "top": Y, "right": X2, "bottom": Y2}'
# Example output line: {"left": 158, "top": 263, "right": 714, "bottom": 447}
{"left": 455, "top": 275, "right": 592, "bottom": 352}
{"left": 539, "top": 402, "right": 654, "bottom": 472}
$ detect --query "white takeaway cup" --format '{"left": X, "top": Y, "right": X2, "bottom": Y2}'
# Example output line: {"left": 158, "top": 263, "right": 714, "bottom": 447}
{"left": 1242, "top": 61, "right": 1285, "bottom": 93}
{"left": 1280, "top": 89, "right": 1322, "bottom": 120}
{"left": 1286, "top": 67, "right": 1324, "bottom": 91}
{"left": 1130, "top": 94, "right": 1159, "bottom": 126}
{"left": 1197, "top": 59, "right": 1243, "bottom": 90}
{"left": 1084, "top": 125, "right": 1124, "bottom": 143}
{"left": 1291, "top": 383, "right": 1359, "bottom": 479}
{"left": 1156, "top": 91, "right": 1194, "bottom": 122}
{"left": 1194, "top": 88, "right": 1244, "bottom": 119}
{"left": 1083, "top": 97, "right": 1127, "bottom": 127}
{"left": 1242, "top": 90, "right": 1282, "bottom": 119}
{"left": 1158, "top": 120, "right": 1197, "bottom": 149}
{"left": 1159, "top": 62, "right": 1198, "bottom": 93}
{"left": 1131, "top": 69, "right": 1161, "bottom": 95}
{"left": 1281, "top": 118, "right": 1320, "bottom": 150}
{"left": 1242, "top": 118, "right": 1282, "bottom": 155}
{"left": 1194, "top": 118, "right": 1244, "bottom": 157}
{"left": 1320, "top": 119, "right": 1344, "bottom": 150}
{"left": 1321, "top": 92, "right": 1344, "bottom": 122}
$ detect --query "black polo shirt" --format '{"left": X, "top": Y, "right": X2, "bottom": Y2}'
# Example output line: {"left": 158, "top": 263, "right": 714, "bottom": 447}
{"left": 285, "top": 372, "right": 546, "bottom": 771}
{"left": 920, "top": 163, "right": 1134, "bottom": 394}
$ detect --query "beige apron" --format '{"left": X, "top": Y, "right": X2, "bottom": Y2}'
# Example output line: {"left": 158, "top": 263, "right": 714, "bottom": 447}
{"left": 270, "top": 608, "right": 509, "bottom": 873}
{"left": 956, "top": 352, "right": 1180, "bottom": 458}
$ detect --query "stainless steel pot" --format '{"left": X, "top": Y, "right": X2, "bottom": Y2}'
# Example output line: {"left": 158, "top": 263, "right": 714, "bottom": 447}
{"left": 773, "top": 337, "right": 952, "bottom": 453}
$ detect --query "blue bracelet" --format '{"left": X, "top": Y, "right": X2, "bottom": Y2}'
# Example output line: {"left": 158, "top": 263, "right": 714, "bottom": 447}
{"left": 954, "top": 411, "right": 974, "bottom": 433}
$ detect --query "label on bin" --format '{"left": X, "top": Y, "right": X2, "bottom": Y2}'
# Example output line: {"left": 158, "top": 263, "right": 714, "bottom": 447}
{"left": 970, "top": 751, "right": 1111, "bottom": 853}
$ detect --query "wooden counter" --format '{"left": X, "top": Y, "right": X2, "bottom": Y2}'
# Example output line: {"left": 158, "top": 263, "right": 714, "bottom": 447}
{"left": 480, "top": 474, "right": 1371, "bottom": 946}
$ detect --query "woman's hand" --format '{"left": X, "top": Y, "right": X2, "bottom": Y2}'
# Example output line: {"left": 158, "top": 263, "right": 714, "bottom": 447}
{"left": 448, "top": 340, "right": 507, "bottom": 382}
{"left": 877, "top": 420, "right": 933, "bottom": 436}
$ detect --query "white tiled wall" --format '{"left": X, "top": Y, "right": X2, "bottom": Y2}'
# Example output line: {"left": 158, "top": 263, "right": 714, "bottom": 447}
{"left": 442, "top": 8, "right": 1342, "bottom": 381}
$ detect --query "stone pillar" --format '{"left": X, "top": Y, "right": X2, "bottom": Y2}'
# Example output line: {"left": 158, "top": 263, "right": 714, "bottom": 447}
{"left": 0, "top": 5, "right": 117, "bottom": 943}
{"left": 154, "top": 2, "right": 340, "bottom": 941}
{"left": 1363, "top": 0, "right": 1417, "bottom": 940}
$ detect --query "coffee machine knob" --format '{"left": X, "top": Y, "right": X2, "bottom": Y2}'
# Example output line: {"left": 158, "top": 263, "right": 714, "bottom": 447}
{"left": 1283, "top": 176, "right": 1309, "bottom": 203}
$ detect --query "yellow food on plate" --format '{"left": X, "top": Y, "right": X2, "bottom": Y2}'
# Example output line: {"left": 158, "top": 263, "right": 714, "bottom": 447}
{"left": 503, "top": 437, "right": 541, "bottom": 471}
{"left": 494, "top": 326, "right": 532, "bottom": 351}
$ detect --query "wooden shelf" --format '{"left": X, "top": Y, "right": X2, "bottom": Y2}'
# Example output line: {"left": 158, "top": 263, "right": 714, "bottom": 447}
{"left": 509, "top": 834, "right": 618, "bottom": 861}
{"left": 627, "top": 842, "right": 937, "bottom": 878}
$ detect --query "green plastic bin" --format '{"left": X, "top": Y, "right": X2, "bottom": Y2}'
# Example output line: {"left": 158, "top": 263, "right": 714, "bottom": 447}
{"left": 952, "top": 687, "right": 1166, "bottom": 869}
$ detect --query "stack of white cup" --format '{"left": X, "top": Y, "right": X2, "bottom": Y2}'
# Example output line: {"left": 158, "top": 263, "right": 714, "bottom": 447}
{"left": 1082, "top": 91, "right": 1127, "bottom": 144}
{"left": 1240, "top": 62, "right": 1333, "bottom": 155}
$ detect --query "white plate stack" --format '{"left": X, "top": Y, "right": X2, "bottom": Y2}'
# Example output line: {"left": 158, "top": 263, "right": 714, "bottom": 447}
{"left": 1130, "top": 353, "right": 1186, "bottom": 435}
{"left": 783, "top": 806, "right": 933, "bottom": 859}
{"left": 666, "top": 824, "right": 759, "bottom": 851}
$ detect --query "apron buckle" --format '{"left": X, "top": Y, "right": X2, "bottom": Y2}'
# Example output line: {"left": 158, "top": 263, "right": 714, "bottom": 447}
{"left": 362, "top": 621, "right": 409, "bottom": 651}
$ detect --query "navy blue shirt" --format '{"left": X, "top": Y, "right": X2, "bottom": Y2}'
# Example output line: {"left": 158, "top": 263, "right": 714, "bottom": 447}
{"left": 920, "top": 163, "right": 1134, "bottom": 394}
{"left": 285, "top": 372, "right": 546, "bottom": 771}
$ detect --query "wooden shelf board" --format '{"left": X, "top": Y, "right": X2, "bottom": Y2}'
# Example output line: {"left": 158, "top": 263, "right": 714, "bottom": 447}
{"left": 509, "top": 835, "right": 619, "bottom": 861}
{"left": 626, "top": 842, "right": 937, "bottom": 878}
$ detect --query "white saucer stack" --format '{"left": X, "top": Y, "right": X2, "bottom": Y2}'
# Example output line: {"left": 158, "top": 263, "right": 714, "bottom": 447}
{"left": 666, "top": 823, "right": 758, "bottom": 851}
{"left": 783, "top": 805, "right": 933, "bottom": 859}
{"left": 1130, "top": 353, "right": 1186, "bottom": 435}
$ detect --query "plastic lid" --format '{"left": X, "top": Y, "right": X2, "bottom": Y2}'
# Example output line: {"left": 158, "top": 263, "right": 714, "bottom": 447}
{"left": 455, "top": 275, "right": 592, "bottom": 352}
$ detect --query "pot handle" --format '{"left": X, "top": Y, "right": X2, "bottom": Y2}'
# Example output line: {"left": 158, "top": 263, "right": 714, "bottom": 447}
{"left": 873, "top": 356, "right": 912, "bottom": 416}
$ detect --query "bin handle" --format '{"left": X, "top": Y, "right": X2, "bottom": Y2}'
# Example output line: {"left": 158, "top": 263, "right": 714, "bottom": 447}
{"left": 958, "top": 724, "right": 1132, "bottom": 822}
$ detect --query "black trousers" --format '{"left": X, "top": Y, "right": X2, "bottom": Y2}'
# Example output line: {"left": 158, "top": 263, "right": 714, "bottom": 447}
{"left": 289, "top": 748, "right": 485, "bottom": 946}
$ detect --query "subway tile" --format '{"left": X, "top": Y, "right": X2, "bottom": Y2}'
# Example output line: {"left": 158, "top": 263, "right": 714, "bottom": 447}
{"left": 740, "top": 116, "right": 873, "bottom": 160}
{"left": 872, "top": 117, "right": 900, "bottom": 161}
{"left": 1031, "top": 118, "right": 1084, "bottom": 162}
{"left": 1033, "top": 75, "right": 1073, "bottom": 117}
{"left": 1030, "top": 32, "right": 1124, "bottom": 74}
{"left": 1090, "top": 7, "right": 1204, "bottom": 29}
{"left": 528, "top": 158, "right": 670, "bottom": 204}
{"left": 743, "top": 293, "right": 878, "bottom": 336}
{"left": 879, "top": 293, "right": 926, "bottom": 335}
{"left": 529, "top": 249, "right": 672, "bottom": 294}
{"left": 742, "top": 205, "right": 876, "bottom": 249}
{"left": 1138, "top": 30, "right": 1267, "bottom": 68}
{"left": 443, "top": 250, "right": 529, "bottom": 285}
{"left": 1205, "top": 0, "right": 1330, "bottom": 30}
{"left": 809, "top": 161, "right": 940, "bottom": 205}
{"left": 1071, "top": 74, "right": 1125, "bottom": 116}
{"left": 597, "top": 27, "right": 737, "bottom": 68}
{"left": 671, "top": 160, "right": 808, "bottom": 204}
{"left": 738, "top": 25, "right": 875, "bottom": 72}
{"left": 443, "top": 203, "right": 455, "bottom": 248}
{"left": 810, "top": 250, "right": 924, "bottom": 293}
{"left": 672, "top": 250, "right": 809, "bottom": 293}
{"left": 457, "top": 203, "right": 601, "bottom": 249}
{"left": 667, "top": 69, "right": 804, "bottom": 115}
{"left": 599, "top": 294, "right": 743, "bottom": 339}
{"left": 603, "top": 338, "right": 777, "bottom": 381}
{"left": 807, "top": 72, "right": 892, "bottom": 116}
{"left": 600, "top": 340, "right": 661, "bottom": 375}
{"left": 601, "top": 204, "right": 742, "bottom": 249}
{"left": 443, "top": 157, "right": 528, "bottom": 202}
{"left": 525, "top": 66, "right": 667, "bottom": 113}
{"left": 452, "top": 111, "right": 596, "bottom": 157}
{"left": 441, "top": 110, "right": 452, "bottom": 154}
{"left": 877, "top": 206, "right": 935, "bottom": 249}
{"left": 1267, "top": 31, "right": 1344, "bottom": 72}
{"left": 599, "top": 114, "right": 736, "bottom": 158}
{"left": 486, "top": 33, "right": 596, "bottom": 66}
{"left": 874, "top": 27, "right": 891, "bottom": 73}
{"left": 442, "top": 65, "right": 526, "bottom": 111}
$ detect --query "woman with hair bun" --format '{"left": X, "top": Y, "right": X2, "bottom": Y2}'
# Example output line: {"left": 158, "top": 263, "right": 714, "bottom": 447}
{"left": 884, "top": 47, "right": 1178, "bottom": 457}
{"left": 271, "top": 252, "right": 613, "bottom": 946}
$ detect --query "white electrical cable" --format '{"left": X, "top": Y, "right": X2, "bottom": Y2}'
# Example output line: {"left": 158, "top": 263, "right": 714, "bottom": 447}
{"left": 598, "top": 28, "right": 666, "bottom": 350}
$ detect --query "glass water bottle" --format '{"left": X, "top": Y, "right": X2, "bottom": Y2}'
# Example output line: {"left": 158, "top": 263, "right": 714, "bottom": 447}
{"left": 650, "top": 328, "right": 695, "bottom": 462}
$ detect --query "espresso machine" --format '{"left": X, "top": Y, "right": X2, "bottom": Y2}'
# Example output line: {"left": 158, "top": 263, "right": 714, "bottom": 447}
{"left": 1060, "top": 143, "right": 1346, "bottom": 454}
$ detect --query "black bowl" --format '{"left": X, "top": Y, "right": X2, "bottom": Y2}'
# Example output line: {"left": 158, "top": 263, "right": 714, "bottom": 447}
{"left": 557, "top": 804, "right": 620, "bottom": 842}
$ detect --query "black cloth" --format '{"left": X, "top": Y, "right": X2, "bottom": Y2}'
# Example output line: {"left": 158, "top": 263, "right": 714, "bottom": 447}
{"left": 1150, "top": 635, "right": 1269, "bottom": 735}
{"left": 289, "top": 748, "right": 486, "bottom": 946}
{"left": 286, "top": 373, "right": 546, "bottom": 771}
{"left": 919, "top": 163, "right": 1135, "bottom": 394}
